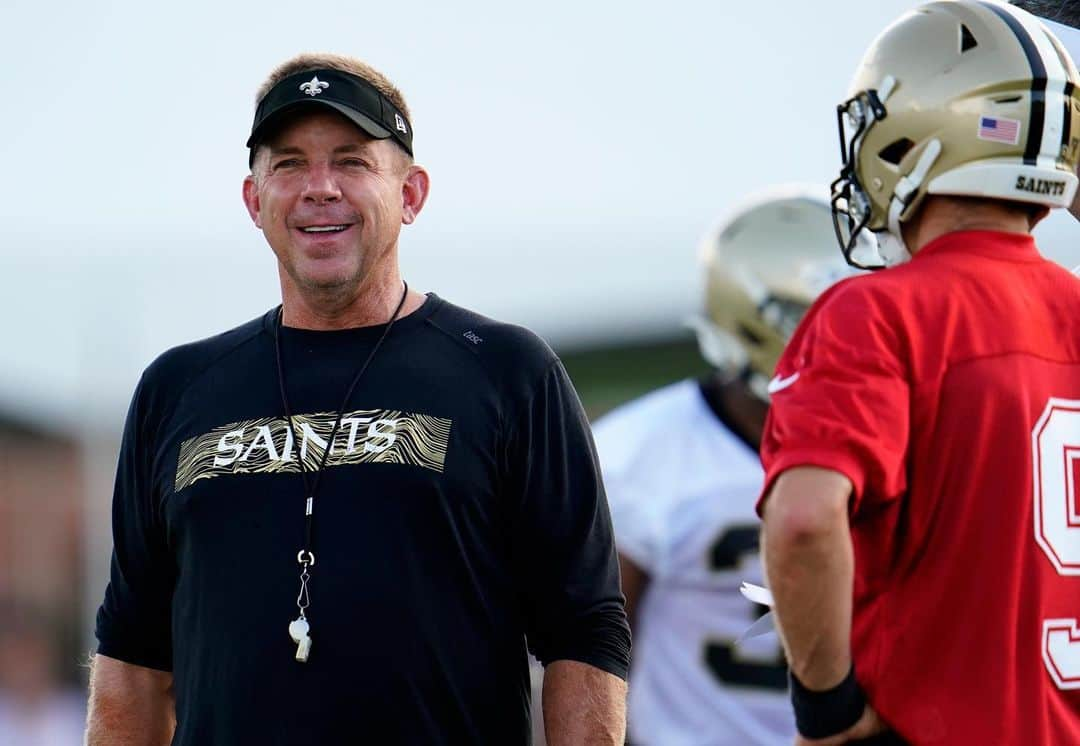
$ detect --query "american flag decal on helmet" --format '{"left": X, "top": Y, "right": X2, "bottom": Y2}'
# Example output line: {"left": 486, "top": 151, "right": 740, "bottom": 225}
{"left": 978, "top": 116, "right": 1021, "bottom": 145}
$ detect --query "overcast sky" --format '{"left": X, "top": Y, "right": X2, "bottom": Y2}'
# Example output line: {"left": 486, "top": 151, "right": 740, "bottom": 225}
{"left": 4, "top": 0, "right": 1079, "bottom": 428}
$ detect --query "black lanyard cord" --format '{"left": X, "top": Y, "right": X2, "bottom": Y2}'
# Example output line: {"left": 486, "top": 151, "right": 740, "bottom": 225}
{"left": 273, "top": 282, "right": 410, "bottom": 558}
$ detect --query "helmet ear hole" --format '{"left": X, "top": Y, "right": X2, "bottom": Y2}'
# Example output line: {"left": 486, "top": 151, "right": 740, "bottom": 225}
{"left": 737, "top": 323, "right": 763, "bottom": 347}
{"left": 960, "top": 23, "right": 977, "bottom": 53}
{"left": 878, "top": 138, "right": 915, "bottom": 165}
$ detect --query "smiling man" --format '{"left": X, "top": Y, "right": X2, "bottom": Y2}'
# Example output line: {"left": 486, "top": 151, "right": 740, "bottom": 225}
{"left": 85, "top": 54, "right": 629, "bottom": 745}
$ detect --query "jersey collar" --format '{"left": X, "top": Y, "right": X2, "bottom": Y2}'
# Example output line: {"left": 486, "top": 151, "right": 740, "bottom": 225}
{"left": 913, "top": 230, "right": 1042, "bottom": 263}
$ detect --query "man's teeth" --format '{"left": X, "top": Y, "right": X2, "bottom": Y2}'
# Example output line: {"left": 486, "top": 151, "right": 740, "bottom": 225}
{"left": 300, "top": 225, "right": 348, "bottom": 233}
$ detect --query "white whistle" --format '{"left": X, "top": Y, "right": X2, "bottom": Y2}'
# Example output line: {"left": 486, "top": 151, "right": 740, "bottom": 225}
{"left": 295, "top": 635, "right": 312, "bottom": 663}
{"left": 289, "top": 617, "right": 312, "bottom": 663}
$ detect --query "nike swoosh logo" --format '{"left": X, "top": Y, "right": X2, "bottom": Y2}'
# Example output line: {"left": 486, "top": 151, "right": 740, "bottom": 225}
{"left": 766, "top": 371, "right": 800, "bottom": 394}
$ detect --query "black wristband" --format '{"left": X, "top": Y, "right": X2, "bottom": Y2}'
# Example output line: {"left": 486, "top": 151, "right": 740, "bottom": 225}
{"left": 789, "top": 665, "right": 866, "bottom": 739}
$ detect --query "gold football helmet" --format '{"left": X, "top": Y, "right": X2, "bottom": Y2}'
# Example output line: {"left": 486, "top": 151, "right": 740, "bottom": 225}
{"left": 832, "top": 0, "right": 1080, "bottom": 268}
{"left": 691, "top": 186, "right": 873, "bottom": 400}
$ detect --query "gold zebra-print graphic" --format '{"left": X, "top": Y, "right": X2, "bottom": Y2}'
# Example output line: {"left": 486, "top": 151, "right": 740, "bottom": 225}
{"left": 175, "top": 409, "right": 452, "bottom": 492}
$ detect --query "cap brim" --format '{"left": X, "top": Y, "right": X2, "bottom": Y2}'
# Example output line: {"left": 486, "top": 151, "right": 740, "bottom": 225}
{"left": 246, "top": 99, "right": 394, "bottom": 148}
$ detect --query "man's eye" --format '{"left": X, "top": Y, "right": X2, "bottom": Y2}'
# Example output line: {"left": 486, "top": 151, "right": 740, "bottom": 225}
{"left": 272, "top": 159, "right": 301, "bottom": 170}
{"left": 339, "top": 158, "right": 367, "bottom": 168}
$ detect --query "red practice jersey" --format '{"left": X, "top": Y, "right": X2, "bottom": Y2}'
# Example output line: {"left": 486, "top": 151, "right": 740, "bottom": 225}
{"left": 758, "top": 231, "right": 1080, "bottom": 744}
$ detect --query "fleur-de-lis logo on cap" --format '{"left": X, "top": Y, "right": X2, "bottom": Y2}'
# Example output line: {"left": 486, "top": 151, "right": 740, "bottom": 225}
{"left": 299, "top": 76, "right": 329, "bottom": 97}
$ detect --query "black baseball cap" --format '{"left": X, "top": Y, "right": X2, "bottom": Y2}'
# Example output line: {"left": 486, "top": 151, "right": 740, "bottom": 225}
{"left": 247, "top": 68, "right": 414, "bottom": 165}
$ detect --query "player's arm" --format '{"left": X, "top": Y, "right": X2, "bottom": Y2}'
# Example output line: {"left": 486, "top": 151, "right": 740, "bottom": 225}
{"left": 761, "top": 466, "right": 883, "bottom": 744}
{"left": 761, "top": 466, "right": 853, "bottom": 687}
{"left": 86, "top": 654, "right": 175, "bottom": 745}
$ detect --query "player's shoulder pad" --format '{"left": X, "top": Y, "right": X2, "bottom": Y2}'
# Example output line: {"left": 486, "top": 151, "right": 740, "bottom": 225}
{"left": 424, "top": 295, "right": 558, "bottom": 383}
{"left": 594, "top": 380, "right": 697, "bottom": 441}
{"left": 592, "top": 381, "right": 701, "bottom": 472}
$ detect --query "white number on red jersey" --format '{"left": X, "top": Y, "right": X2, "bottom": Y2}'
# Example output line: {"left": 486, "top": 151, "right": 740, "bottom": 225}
{"left": 1033, "top": 398, "right": 1080, "bottom": 689}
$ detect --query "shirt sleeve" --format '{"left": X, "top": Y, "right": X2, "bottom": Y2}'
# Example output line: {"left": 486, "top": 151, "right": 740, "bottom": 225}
{"left": 95, "top": 374, "right": 175, "bottom": 671}
{"left": 504, "top": 360, "right": 631, "bottom": 680}
{"left": 757, "top": 281, "right": 910, "bottom": 516}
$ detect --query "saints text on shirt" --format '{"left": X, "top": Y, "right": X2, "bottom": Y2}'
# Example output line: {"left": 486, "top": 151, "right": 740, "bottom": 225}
{"left": 174, "top": 408, "right": 452, "bottom": 490}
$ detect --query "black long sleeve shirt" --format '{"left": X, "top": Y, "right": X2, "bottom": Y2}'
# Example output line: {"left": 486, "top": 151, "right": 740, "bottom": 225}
{"left": 96, "top": 294, "right": 629, "bottom": 745}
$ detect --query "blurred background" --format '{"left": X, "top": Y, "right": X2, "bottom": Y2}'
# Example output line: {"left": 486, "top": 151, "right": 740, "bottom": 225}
{"left": 3, "top": 0, "right": 1080, "bottom": 741}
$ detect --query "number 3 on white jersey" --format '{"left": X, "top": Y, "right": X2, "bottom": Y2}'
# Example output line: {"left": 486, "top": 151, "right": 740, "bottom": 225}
{"left": 1033, "top": 398, "right": 1080, "bottom": 689}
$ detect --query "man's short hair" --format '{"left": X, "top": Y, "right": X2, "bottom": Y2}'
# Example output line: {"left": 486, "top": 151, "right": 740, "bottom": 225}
{"left": 256, "top": 53, "right": 411, "bottom": 121}
{"left": 251, "top": 53, "right": 413, "bottom": 171}
{"left": 1011, "top": 0, "right": 1080, "bottom": 28}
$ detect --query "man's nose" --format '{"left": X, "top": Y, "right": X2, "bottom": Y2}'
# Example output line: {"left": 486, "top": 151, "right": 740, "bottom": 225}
{"left": 301, "top": 163, "right": 342, "bottom": 203}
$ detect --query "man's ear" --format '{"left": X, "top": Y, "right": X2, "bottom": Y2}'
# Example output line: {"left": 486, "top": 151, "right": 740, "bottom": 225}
{"left": 401, "top": 164, "right": 430, "bottom": 225}
{"left": 242, "top": 175, "right": 262, "bottom": 228}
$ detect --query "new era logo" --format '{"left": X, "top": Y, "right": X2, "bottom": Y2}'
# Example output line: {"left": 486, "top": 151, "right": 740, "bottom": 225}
{"left": 395, "top": 113, "right": 408, "bottom": 134}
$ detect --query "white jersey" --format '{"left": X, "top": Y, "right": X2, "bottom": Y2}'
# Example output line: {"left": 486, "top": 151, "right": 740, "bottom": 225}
{"left": 593, "top": 380, "right": 794, "bottom": 746}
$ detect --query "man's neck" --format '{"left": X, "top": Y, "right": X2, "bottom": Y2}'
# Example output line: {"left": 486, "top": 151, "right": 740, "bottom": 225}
{"left": 699, "top": 374, "right": 768, "bottom": 451}
{"left": 904, "top": 196, "right": 1039, "bottom": 254}
{"left": 279, "top": 269, "right": 425, "bottom": 330}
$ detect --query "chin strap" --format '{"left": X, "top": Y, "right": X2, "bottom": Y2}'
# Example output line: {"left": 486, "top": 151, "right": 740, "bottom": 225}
{"left": 883, "top": 138, "right": 942, "bottom": 265}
